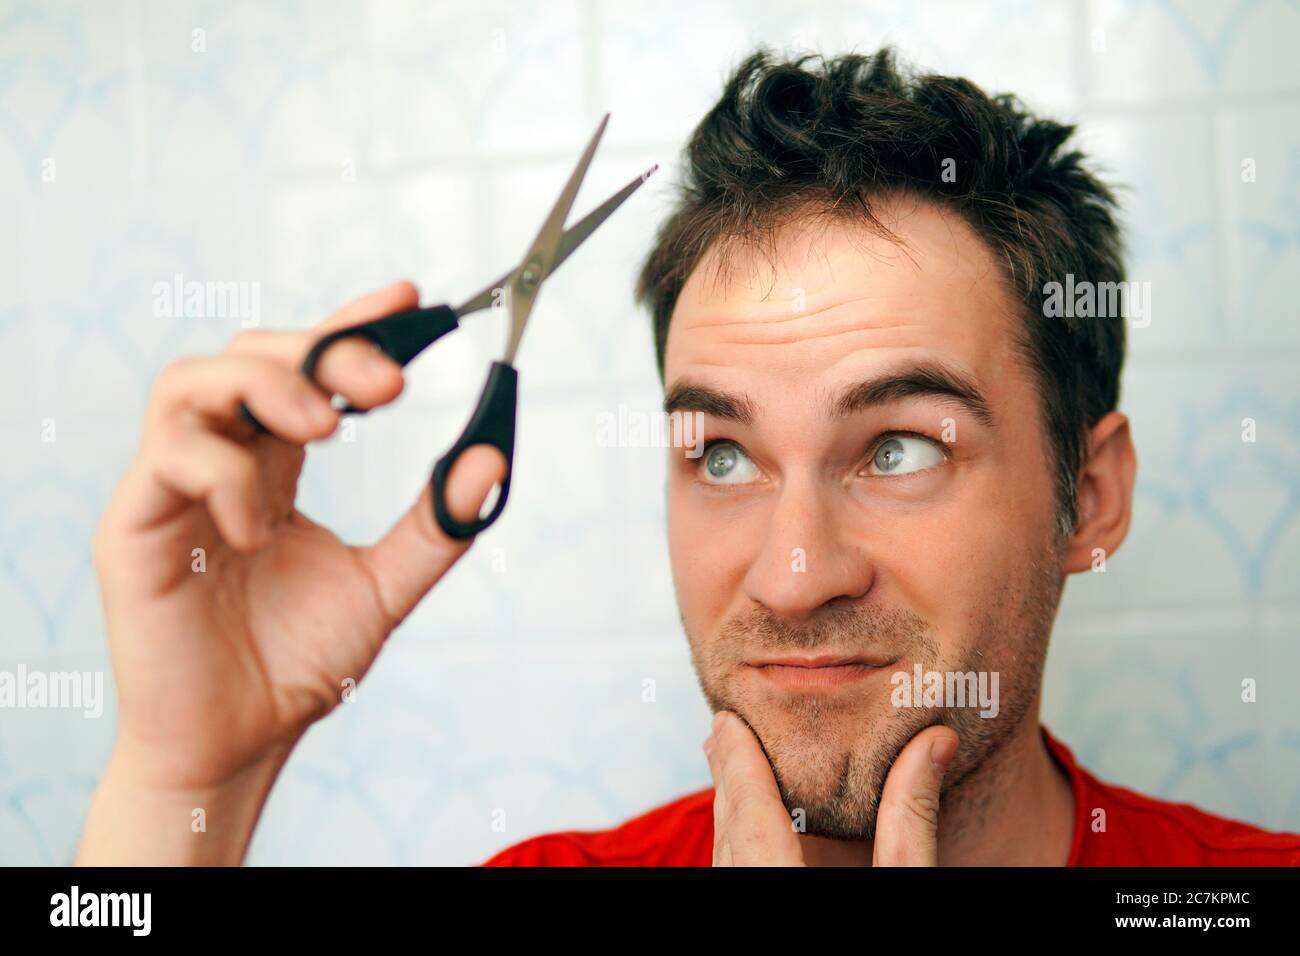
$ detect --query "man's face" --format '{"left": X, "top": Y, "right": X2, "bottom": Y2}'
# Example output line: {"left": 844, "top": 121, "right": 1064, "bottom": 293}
{"left": 664, "top": 196, "right": 1067, "bottom": 840}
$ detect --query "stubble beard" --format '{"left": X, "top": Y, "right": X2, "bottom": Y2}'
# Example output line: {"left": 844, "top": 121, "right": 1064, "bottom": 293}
{"left": 684, "top": 550, "right": 1062, "bottom": 841}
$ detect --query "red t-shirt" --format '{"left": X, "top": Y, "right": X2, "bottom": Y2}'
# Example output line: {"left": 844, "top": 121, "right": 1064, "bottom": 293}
{"left": 483, "top": 726, "right": 1300, "bottom": 866}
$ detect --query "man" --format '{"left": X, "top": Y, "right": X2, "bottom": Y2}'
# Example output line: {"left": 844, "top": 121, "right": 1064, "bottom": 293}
{"left": 79, "top": 48, "right": 1299, "bottom": 866}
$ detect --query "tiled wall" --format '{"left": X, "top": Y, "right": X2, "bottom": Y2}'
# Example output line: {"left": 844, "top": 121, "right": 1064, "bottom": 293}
{"left": 1, "top": 0, "right": 1297, "bottom": 864}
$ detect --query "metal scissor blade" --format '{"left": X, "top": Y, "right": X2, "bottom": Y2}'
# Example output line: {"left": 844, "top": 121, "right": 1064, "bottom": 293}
{"left": 500, "top": 113, "right": 609, "bottom": 362}
{"left": 454, "top": 162, "right": 659, "bottom": 318}
{"left": 523, "top": 112, "right": 610, "bottom": 282}
{"left": 549, "top": 163, "right": 659, "bottom": 273}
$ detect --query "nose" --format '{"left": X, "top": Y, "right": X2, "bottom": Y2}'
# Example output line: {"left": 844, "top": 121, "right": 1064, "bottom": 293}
{"left": 741, "top": 473, "right": 874, "bottom": 620}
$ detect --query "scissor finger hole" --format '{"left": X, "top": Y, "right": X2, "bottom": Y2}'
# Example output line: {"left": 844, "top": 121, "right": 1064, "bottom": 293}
{"left": 479, "top": 482, "right": 502, "bottom": 520}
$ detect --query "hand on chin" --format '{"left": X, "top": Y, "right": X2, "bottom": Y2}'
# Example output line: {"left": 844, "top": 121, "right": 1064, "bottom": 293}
{"left": 704, "top": 711, "right": 959, "bottom": 866}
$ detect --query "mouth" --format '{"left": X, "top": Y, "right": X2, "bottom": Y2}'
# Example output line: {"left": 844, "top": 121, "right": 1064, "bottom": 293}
{"left": 746, "top": 654, "right": 899, "bottom": 692}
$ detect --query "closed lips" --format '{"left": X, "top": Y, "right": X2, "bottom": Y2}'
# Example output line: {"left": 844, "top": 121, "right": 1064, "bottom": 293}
{"left": 749, "top": 654, "right": 895, "bottom": 668}
{"left": 748, "top": 654, "right": 898, "bottom": 690}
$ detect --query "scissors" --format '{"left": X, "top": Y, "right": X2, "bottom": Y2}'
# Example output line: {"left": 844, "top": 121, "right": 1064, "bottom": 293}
{"left": 239, "top": 114, "right": 656, "bottom": 540}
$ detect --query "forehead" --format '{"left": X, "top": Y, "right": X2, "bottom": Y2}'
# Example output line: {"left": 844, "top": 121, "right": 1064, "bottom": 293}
{"left": 663, "top": 197, "right": 1022, "bottom": 393}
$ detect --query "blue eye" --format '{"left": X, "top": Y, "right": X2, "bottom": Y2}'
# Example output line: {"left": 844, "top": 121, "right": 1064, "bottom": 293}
{"left": 867, "top": 435, "right": 945, "bottom": 476}
{"left": 700, "top": 441, "right": 759, "bottom": 484}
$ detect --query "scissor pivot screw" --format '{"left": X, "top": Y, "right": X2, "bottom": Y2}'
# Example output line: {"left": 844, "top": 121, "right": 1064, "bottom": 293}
{"left": 519, "top": 259, "right": 542, "bottom": 291}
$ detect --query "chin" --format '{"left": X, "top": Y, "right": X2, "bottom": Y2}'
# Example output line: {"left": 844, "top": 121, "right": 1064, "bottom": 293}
{"left": 740, "top": 697, "right": 931, "bottom": 841}
{"left": 735, "top": 710, "right": 877, "bottom": 837}
{"left": 777, "top": 765, "right": 882, "bottom": 842}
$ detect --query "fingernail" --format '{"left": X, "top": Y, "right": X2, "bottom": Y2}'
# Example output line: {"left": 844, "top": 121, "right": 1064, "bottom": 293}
{"left": 929, "top": 734, "right": 958, "bottom": 771}
{"left": 711, "top": 711, "right": 728, "bottom": 734}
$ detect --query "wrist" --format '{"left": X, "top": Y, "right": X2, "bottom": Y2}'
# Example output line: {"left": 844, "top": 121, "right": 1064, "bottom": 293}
{"left": 76, "top": 739, "right": 294, "bottom": 866}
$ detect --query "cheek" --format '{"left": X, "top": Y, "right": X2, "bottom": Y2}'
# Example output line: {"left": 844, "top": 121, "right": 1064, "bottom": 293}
{"left": 844, "top": 506, "right": 966, "bottom": 647}
{"left": 865, "top": 466, "right": 1057, "bottom": 657}
{"left": 666, "top": 480, "right": 753, "bottom": 633}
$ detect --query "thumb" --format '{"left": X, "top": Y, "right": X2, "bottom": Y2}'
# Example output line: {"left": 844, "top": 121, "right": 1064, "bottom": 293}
{"left": 355, "top": 444, "right": 508, "bottom": 626}
{"left": 872, "top": 725, "right": 959, "bottom": 867}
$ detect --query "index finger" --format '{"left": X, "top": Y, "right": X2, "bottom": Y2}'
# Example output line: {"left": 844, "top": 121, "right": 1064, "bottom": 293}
{"left": 226, "top": 280, "right": 419, "bottom": 409}
{"left": 707, "top": 712, "right": 803, "bottom": 866}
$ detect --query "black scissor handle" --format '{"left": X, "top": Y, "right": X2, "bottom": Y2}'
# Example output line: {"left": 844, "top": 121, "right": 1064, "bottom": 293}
{"left": 431, "top": 361, "right": 517, "bottom": 540}
{"left": 238, "top": 304, "right": 462, "bottom": 432}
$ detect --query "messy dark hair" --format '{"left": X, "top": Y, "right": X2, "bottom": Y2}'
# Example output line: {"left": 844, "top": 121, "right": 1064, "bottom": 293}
{"left": 635, "top": 48, "right": 1126, "bottom": 534}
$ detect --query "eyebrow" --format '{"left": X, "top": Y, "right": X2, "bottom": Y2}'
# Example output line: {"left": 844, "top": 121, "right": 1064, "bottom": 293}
{"left": 662, "top": 382, "right": 758, "bottom": 426}
{"left": 829, "top": 362, "right": 995, "bottom": 426}
{"left": 663, "top": 362, "right": 994, "bottom": 427}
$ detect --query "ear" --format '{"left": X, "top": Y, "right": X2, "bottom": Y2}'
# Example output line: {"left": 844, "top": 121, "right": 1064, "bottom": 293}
{"left": 1062, "top": 411, "right": 1137, "bottom": 575}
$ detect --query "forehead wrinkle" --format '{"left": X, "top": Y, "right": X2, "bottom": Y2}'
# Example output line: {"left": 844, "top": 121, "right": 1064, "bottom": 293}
{"left": 666, "top": 212, "right": 1018, "bottom": 397}
{"left": 677, "top": 289, "right": 910, "bottom": 332}
{"left": 677, "top": 303, "right": 940, "bottom": 354}
{"left": 705, "top": 320, "right": 936, "bottom": 349}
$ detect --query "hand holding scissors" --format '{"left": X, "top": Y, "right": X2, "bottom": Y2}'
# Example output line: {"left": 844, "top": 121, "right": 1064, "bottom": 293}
{"left": 241, "top": 113, "right": 656, "bottom": 538}
{"left": 82, "top": 117, "right": 655, "bottom": 864}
